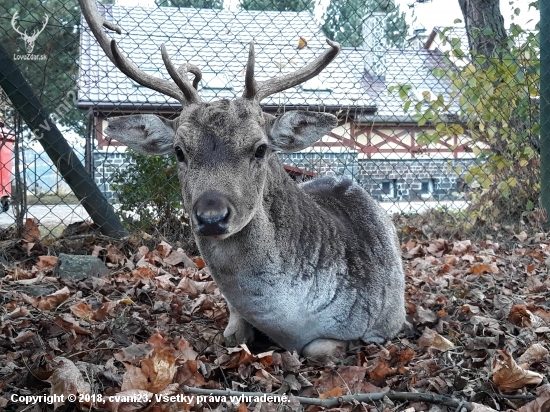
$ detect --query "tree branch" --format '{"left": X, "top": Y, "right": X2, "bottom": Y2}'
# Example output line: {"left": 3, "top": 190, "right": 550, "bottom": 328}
{"left": 181, "top": 386, "right": 473, "bottom": 410}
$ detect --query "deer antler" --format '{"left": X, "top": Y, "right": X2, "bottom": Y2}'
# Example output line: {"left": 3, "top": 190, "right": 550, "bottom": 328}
{"left": 29, "top": 15, "right": 49, "bottom": 41}
{"left": 78, "top": 0, "right": 201, "bottom": 105}
{"left": 11, "top": 11, "right": 27, "bottom": 37}
{"left": 243, "top": 39, "right": 341, "bottom": 102}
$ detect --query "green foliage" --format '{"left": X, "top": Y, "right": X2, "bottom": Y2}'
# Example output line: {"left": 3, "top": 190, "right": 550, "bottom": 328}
{"left": 239, "top": 0, "right": 312, "bottom": 12}
{"left": 322, "top": 0, "right": 408, "bottom": 48}
{"left": 156, "top": 0, "right": 222, "bottom": 9}
{"left": 391, "top": 21, "right": 540, "bottom": 227}
{"left": 111, "top": 151, "right": 189, "bottom": 238}
{"left": 0, "top": 0, "right": 85, "bottom": 134}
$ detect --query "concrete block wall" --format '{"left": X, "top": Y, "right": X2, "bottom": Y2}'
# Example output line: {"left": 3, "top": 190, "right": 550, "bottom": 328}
{"left": 357, "top": 158, "right": 476, "bottom": 201}
{"left": 94, "top": 150, "right": 476, "bottom": 203}
{"left": 93, "top": 151, "right": 132, "bottom": 201}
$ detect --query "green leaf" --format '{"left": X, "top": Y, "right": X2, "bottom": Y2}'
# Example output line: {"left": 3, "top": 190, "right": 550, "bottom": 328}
{"left": 433, "top": 68, "right": 446, "bottom": 79}
{"left": 474, "top": 55, "right": 486, "bottom": 66}
{"left": 417, "top": 134, "right": 429, "bottom": 145}
{"left": 497, "top": 181, "right": 510, "bottom": 198}
{"left": 453, "top": 18, "right": 462, "bottom": 24}
{"left": 404, "top": 100, "right": 411, "bottom": 113}
{"left": 482, "top": 27, "right": 494, "bottom": 36}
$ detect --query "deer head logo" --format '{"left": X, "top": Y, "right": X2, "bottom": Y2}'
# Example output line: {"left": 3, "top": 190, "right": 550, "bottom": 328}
{"left": 11, "top": 11, "right": 49, "bottom": 54}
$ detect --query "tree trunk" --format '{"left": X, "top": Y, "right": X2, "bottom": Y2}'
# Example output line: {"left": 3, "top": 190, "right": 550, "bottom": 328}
{"left": 458, "top": 0, "right": 507, "bottom": 58}
{"left": 0, "top": 43, "right": 128, "bottom": 238}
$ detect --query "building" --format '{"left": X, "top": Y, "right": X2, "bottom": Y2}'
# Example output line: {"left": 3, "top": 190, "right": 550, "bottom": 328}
{"left": 77, "top": 4, "right": 475, "bottom": 202}
{"left": 0, "top": 122, "right": 14, "bottom": 198}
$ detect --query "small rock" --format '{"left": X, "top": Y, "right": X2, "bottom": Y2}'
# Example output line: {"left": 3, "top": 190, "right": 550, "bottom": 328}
{"left": 24, "top": 285, "right": 58, "bottom": 297}
{"left": 53, "top": 253, "right": 110, "bottom": 280}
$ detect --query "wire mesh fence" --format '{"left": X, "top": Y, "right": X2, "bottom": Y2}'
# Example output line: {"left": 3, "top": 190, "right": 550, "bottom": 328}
{"left": 0, "top": 0, "right": 543, "bottom": 243}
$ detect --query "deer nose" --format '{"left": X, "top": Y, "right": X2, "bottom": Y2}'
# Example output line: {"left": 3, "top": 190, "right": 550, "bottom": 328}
{"left": 194, "top": 192, "right": 230, "bottom": 236}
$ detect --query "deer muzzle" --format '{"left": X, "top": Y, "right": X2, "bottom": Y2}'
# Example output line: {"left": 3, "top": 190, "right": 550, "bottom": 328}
{"left": 193, "top": 191, "right": 231, "bottom": 236}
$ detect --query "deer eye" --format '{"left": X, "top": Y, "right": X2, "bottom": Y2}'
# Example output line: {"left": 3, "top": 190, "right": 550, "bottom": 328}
{"left": 174, "top": 146, "right": 186, "bottom": 162}
{"left": 254, "top": 144, "right": 268, "bottom": 159}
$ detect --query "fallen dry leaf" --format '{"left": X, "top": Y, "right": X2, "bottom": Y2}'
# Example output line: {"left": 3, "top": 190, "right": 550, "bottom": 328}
{"left": 470, "top": 263, "right": 499, "bottom": 275}
{"left": 23, "top": 218, "right": 40, "bottom": 242}
{"left": 69, "top": 302, "right": 94, "bottom": 320}
{"left": 5, "top": 306, "right": 30, "bottom": 320}
{"left": 46, "top": 357, "right": 92, "bottom": 409}
{"left": 55, "top": 314, "right": 92, "bottom": 335}
{"left": 140, "top": 348, "right": 177, "bottom": 393}
{"left": 418, "top": 328, "right": 456, "bottom": 351}
{"left": 175, "top": 360, "right": 206, "bottom": 387}
{"left": 517, "top": 384, "right": 550, "bottom": 412}
{"left": 508, "top": 305, "right": 547, "bottom": 328}
{"left": 318, "top": 387, "right": 345, "bottom": 399}
{"left": 37, "top": 255, "right": 58, "bottom": 269}
{"left": 121, "top": 364, "right": 150, "bottom": 392}
{"left": 470, "top": 403, "right": 499, "bottom": 412}
{"left": 492, "top": 350, "right": 543, "bottom": 392}
{"left": 22, "top": 286, "right": 71, "bottom": 310}
{"left": 518, "top": 343, "right": 549, "bottom": 366}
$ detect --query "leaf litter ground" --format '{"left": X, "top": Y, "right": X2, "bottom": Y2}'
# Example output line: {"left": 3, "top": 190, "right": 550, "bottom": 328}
{"left": 0, "top": 225, "right": 549, "bottom": 412}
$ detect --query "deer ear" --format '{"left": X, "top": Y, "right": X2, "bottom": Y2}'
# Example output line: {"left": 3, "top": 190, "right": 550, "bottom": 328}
{"left": 105, "top": 114, "right": 176, "bottom": 155}
{"left": 267, "top": 111, "right": 337, "bottom": 153}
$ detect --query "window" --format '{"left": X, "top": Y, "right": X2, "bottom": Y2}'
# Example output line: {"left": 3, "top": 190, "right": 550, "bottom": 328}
{"left": 420, "top": 180, "right": 434, "bottom": 198}
{"left": 200, "top": 72, "right": 232, "bottom": 90}
{"left": 380, "top": 180, "right": 396, "bottom": 199}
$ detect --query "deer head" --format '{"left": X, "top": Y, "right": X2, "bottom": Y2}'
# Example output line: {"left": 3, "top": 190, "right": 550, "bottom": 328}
{"left": 79, "top": 0, "right": 340, "bottom": 238}
{"left": 11, "top": 11, "right": 48, "bottom": 54}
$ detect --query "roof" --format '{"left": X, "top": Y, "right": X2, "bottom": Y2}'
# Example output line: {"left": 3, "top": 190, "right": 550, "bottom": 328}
{"left": 78, "top": 5, "right": 457, "bottom": 123}
{"left": 362, "top": 48, "right": 454, "bottom": 120}
{"left": 78, "top": 4, "right": 375, "bottom": 113}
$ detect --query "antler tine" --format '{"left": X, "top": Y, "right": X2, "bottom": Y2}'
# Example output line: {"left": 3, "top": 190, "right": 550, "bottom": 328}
{"left": 184, "top": 65, "right": 202, "bottom": 90}
{"left": 243, "top": 39, "right": 341, "bottom": 102}
{"left": 36, "top": 15, "right": 49, "bottom": 36}
{"left": 243, "top": 42, "right": 257, "bottom": 99}
{"left": 11, "top": 12, "right": 26, "bottom": 36}
{"left": 78, "top": 0, "right": 192, "bottom": 105}
{"left": 161, "top": 45, "right": 201, "bottom": 104}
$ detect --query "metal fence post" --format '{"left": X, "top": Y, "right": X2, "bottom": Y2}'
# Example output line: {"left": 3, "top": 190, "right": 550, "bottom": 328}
{"left": 541, "top": 1, "right": 550, "bottom": 218}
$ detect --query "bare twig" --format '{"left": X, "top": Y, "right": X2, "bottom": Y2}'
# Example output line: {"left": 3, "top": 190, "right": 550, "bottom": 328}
{"left": 491, "top": 393, "right": 537, "bottom": 401}
{"left": 181, "top": 386, "right": 473, "bottom": 410}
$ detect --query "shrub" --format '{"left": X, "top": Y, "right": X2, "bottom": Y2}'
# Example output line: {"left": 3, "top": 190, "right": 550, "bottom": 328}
{"left": 111, "top": 150, "right": 194, "bottom": 244}
{"left": 390, "top": 20, "right": 540, "bottom": 229}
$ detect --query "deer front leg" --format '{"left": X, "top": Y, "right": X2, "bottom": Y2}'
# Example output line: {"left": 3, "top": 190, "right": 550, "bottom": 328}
{"left": 224, "top": 302, "right": 254, "bottom": 346}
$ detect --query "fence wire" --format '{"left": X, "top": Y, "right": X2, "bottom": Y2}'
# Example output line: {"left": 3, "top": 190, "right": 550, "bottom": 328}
{"left": 0, "top": 0, "right": 544, "bottom": 243}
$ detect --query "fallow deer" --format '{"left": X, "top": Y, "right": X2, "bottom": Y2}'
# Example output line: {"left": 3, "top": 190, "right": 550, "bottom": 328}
{"left": 79, "top": 0, "right": 405, "bottom": 358}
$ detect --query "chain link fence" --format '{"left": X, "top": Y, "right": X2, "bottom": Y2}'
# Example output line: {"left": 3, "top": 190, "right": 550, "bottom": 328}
{"left": 0, "top": 0, "right": 543, "bottom": 243}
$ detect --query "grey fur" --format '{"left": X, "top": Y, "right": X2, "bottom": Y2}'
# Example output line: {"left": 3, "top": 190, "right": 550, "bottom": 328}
{"left": 106, "top": 99, "right": 405, "bottom": 357}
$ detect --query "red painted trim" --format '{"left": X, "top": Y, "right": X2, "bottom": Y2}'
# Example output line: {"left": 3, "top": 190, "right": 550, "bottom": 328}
{"left": 283, "top": 164, "right": 316, "bottom": 177}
